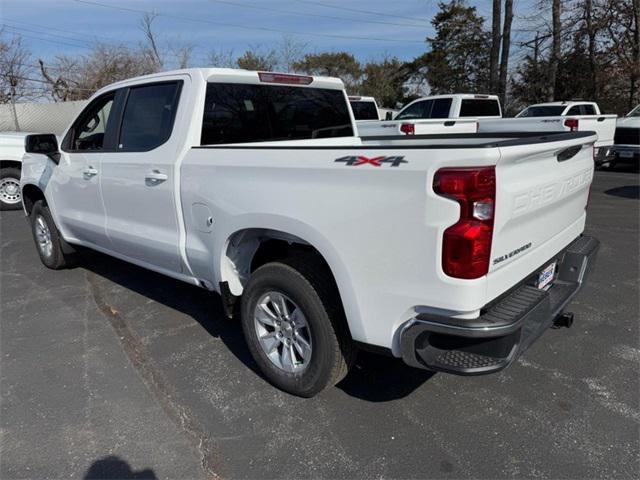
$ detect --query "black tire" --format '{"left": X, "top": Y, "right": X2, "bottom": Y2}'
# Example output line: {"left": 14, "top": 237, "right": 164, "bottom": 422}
{"left": 30, "top": 200, "right": 75, "bottom": 269}
{"left": 240, "top": 253, "right": 355, "bottom": 397}
{"left": 0, "top": 167, "right": 23, "bottom": 210}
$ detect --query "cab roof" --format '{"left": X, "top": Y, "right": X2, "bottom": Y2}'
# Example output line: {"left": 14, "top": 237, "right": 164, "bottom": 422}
{"left": 98, "top": 68, "right": 345, "bottom": 94}
{"left": 529, "top": 101, "right": 596, "bottom": 107}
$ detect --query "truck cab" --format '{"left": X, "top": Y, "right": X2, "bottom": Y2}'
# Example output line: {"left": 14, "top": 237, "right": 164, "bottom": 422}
{"left": 348, "top": 96, "right": 381, "bottom": 121}
{"left": 516, "top": 101, "right": 601, "bottom": 117}
{"left": 394, "top": 94, "right": 502, "bottom": 120}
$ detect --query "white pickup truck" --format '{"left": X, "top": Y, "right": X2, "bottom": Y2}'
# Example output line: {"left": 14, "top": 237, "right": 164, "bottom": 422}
{"left": 0, "top": 131, "right": 33, "bottom": 210}
{"left": 357, "top": 94, "right": 500, "bottom": 137}
{"left": 348, "top": 96, "right": 382, "bottom": 121}
{"left": 479, "top": 101, "right": 617, "bottom": 165}
{"left": 610, "top": 104, "right": 639, "bottom": 168}
{"left": 21, "top": 68, "right": 599, "bottom": 397}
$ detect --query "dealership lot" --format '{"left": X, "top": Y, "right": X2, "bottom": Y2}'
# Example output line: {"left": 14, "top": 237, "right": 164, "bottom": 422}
{"left": 1, "top": 169, "right": 638, "bottom": 479}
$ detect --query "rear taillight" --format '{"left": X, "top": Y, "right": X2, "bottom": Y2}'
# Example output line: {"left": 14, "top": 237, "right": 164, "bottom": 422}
{"left": 433, "top": 167, "right": 496, "bottom": 279}
{"left": 564, "top": 118, "right": 579, "bottom": 131}
{"left": 400, "top": 123, "right": 415, "bottom": 135}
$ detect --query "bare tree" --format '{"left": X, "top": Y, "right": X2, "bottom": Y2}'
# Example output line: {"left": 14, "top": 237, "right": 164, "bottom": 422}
{"left": 175, "top": 44, "right": 194, "bottom": 69}
{"left": 208, "top": 48, "right": 235, "bottom": 68}
{"left": 490, "top": 0, "right": 502, "bottom": 92}
{"left": 278, "top": 35, "right": 308, "bottom": 72}
{"left": 0, "top": 32, "right": 36, "bottom": 129}
{"left": 139, "top": 12, "right": 164, "bottom": 69}
{"left": 498, "top": 0, "right": 513, "bottom": 104}
{"left": 39, "top": 43, "right": 159, "bottom": 101}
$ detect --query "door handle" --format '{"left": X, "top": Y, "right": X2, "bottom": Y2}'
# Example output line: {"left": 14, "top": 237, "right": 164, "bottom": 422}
{"left": 83, "top": 166, "right": 98, "bottom": 178}
{"left": 145, "top": 170, "right": 168, "bottom": 185}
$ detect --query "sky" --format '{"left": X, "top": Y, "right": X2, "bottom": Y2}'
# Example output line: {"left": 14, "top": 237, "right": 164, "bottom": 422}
{"left": 1, "top": 0, "right": 538, "bottom": 69}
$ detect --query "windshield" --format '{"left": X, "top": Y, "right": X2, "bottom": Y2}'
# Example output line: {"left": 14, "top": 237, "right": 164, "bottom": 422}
{"left": 517, "top": 105, "right": 566, "bottom": 117}
{"left": 350, "top": 101, "right": 379, "bottom": 120}
{"left": 628, "top": 105, "right": 640, "bottom": 117}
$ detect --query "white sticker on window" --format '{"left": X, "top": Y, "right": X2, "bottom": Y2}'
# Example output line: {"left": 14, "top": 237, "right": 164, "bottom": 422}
{"left": 244, "top": 100, "right": 254, "bottom": 111}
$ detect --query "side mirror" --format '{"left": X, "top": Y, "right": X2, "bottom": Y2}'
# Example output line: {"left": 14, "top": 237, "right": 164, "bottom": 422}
{"left": 25, "top": 134, "right": 60, "bottom": 164}
{"left": 385, "top": 111, "right": 393, "bottom": 121}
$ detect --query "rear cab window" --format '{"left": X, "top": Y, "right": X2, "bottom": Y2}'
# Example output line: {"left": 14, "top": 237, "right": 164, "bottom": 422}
{"left": 459, "top": 99, "right": 501, "bottom": 117}
{"left": 201, "top": 83, "right": 353, "bottom": 145}
{"left": 350, "top": 101, "right": 379, "bottom": 120}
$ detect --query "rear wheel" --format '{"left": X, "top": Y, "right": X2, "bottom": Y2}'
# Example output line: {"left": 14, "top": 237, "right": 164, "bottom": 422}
{"left": 0, "top": 167, "right": 22, "bottom": 210}
{"left": 240, "top": 254, "right": 355, "bottom": 397}
{"left": 30, "top": 200, "right": 75, "bottom": 269}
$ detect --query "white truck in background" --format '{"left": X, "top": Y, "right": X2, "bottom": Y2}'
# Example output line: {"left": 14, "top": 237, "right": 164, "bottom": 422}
{"left": 0, "top": 131, "right": 33, "bottom": 210}
{"left": 348, "top": 96, "right": 382, "bottom": 121}
{"left": 609, "top": 104, "right": 639, "bottom": 168}
{"left": 479, "top": 101, "right": 617, "bottom": 165}
{"left": 20, "top": 68, "right": 599, "bottom": 397}
{"left": 357, "top": 94, "right": 500, "bottom": 137}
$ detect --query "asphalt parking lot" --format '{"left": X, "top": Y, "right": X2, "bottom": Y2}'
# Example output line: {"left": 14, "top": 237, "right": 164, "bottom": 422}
{"left": 1, "top": 168, "right": 639, "bottom": 479}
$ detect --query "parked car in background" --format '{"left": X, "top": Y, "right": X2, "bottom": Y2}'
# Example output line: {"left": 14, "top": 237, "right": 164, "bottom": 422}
{"left": 0, "top": 131, "right": 32, "bottom": 210}
{"left": 21, "top": 68, "right": 599, "bottom": 397}
{"left": 348, "top": 96, "right": 381, "bottom": 121}
{"left": 609, "top": 105, "right": 639, "bottom": 168}
{"left": 479, "top": 101, "right": 617, "bottom": 165}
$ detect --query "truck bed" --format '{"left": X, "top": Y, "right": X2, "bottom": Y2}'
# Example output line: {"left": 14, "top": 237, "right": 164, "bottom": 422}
{"left": 185, "top": 130, "right": 596, "bottom": 350}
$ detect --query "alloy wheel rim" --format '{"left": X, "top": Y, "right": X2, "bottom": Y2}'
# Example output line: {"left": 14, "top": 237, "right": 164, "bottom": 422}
{"left": 35, "top": 215, "right": 53, "bottom": 258}
{"left": 0, "top": 178, "right": 21, "bottom": 204}
{"left": 254, "top": 291, "right": 312, "bottom": 373}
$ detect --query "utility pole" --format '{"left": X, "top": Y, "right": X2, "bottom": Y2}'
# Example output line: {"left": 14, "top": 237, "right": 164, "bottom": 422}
{"left": 499, "top": 0, "right": 513, "bottom": 107}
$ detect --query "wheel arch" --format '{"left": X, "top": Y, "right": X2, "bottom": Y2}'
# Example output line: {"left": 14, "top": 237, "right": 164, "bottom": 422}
{"left": 21, "top": 183, "right": 46, "bottom": 215}
{"left": 0, "top": 160, "right": 22, "bottom": 171}
{"left": 220, "top": 226, "right": 360, "bottom": 338}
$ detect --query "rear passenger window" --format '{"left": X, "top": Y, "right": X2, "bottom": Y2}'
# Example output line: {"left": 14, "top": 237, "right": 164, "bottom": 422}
{"left": 396, "top": 100, "right": 431, "bottom": 120}
{"left": 567, "top": 106, "right": 581, "bottom": 115}
{"left": 430, "top": 98, "right": 452, "bottom": 118}
{"left": 201, "top": 83, "right": 353, "bottom": 145}
{"left": 118, "top": 82, "right": 182, "bottom": 151}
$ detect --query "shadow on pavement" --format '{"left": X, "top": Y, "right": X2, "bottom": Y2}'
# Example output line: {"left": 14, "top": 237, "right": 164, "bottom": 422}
{"left": 338, "top": 351, "right": 435, "bottom": 402}
{"left": 80, "top": 250, "right": 433, "bottom": 401}
{"left": 604, "top": 185, "right": 639, "bottom": 199}
{"left": 84, "top": 456, "right": 156, "bottom": 479}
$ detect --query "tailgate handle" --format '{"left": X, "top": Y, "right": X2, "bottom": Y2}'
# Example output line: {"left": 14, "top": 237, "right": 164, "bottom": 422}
{"left": 557, "top": 145, "right": 582, "bottom": 162}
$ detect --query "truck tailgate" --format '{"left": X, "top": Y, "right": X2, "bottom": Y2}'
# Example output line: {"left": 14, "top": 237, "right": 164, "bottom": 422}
{"left": 479, "top": 115, "right": 617, "bottom": 147}
{"left": 577, "top": 115, "right": 617, "bottom": 146}
{"left": 487, "top": 133, "right": 595, "bottom": 299}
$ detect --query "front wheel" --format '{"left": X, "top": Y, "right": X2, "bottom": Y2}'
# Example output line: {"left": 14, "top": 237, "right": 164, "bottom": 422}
{"left": 30, "top": 200, "right": 75, "bottom": 269}
{"left": 240, "top": 254, "right": 355, "bottom": 397}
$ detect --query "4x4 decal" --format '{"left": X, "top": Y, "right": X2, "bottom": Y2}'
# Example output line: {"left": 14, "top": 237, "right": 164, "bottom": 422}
{"left": 335, "top": 155, "right": 408, "bottom": 167}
